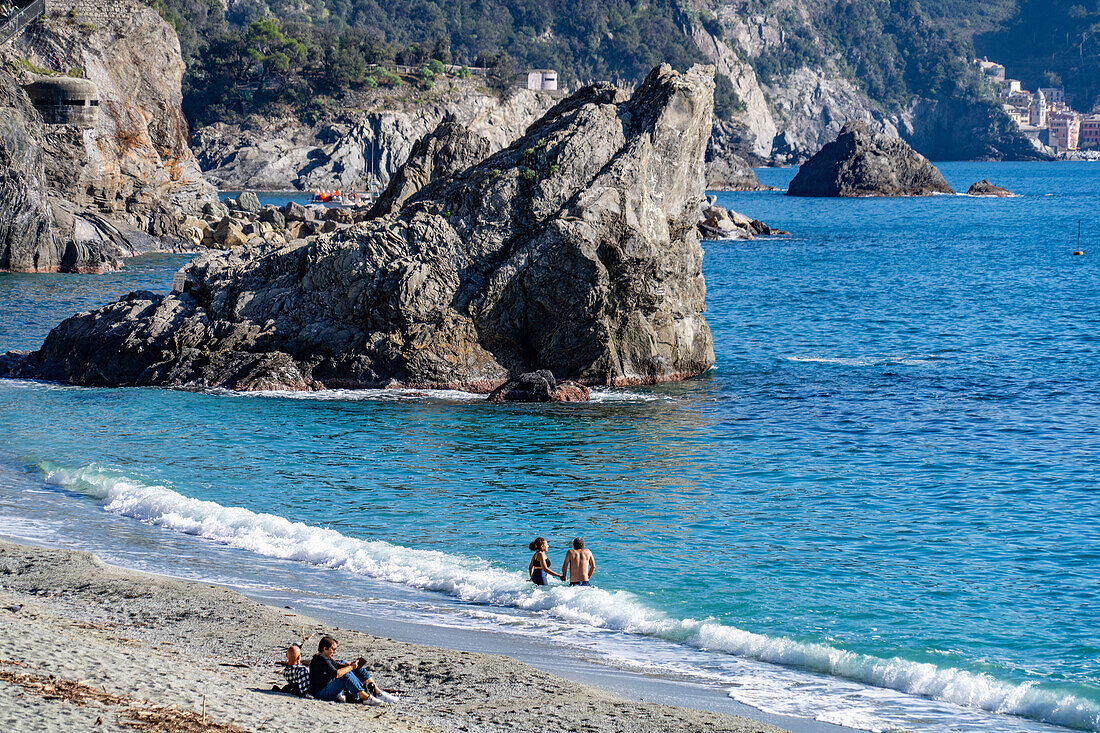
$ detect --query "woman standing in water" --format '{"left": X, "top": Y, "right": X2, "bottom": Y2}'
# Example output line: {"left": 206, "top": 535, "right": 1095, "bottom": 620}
{"left": 528, "top": 537, "right": 564, "bottom": 586}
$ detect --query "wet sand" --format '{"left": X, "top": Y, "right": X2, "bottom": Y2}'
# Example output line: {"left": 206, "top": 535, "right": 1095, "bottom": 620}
{"left": 0, "top": 540, "right": 787, "bottom": 732}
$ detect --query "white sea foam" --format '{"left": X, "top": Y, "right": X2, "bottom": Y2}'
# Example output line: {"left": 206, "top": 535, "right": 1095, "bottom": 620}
{"left": 38, "top": 462, "right": 1100, "bottom": 732}
{"left": 785, "top": 355, "right": 936, "bottom": 367}
{"left": 212, "top": 386, "right": 663, "bottom": 404}
{"left": 219, "top": 387, "right": 485, "bottom": 402}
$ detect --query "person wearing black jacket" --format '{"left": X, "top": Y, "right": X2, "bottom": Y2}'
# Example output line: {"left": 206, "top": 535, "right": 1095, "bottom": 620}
{"left": 307, "top": 635, "right": 395, "bottom": 704}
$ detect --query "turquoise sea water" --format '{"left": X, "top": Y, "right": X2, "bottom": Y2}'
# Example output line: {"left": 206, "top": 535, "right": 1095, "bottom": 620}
{"left": 1, "top": 162, "right": 1098, "bottom": 732}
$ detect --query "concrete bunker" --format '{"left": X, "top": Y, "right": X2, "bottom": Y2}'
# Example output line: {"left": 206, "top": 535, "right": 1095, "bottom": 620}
{"left": 23, "top": 76, "right": 99, "bottom": 127}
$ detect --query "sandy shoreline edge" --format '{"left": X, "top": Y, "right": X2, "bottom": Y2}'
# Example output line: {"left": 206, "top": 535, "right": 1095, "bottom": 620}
{"left": 0, "top": 540, "right": 787, "bottom": 733}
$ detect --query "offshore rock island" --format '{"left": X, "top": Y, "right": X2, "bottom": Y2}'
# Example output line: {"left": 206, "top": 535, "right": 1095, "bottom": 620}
{"left": 2, "top": 65, "right": 717, "bottom": 392}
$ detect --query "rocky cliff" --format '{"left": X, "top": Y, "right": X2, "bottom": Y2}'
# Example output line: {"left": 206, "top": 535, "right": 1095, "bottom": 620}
{"left": 0, "top": 69, "right": 155, "bottom": 273}
{"left": 694, "top": 1, "right": 1049, "bottom": 164}
{"left": 3, "top": 0, "right": 215, "bottom": 227}
{"left": 0, "top": 0, "right": 215, "bottom": 272}
{"left": 0, "top": 71, "right": 55, "bottom": 272}
{"left": 3, "top": 65, "right": 716, "bottom": 391}
{"left": 192, "top": 75, "right": 768, "bottom": 194}
{"left": 192, "top": 83, "right": 556, "bottom": 193}
{"left": 692, "top": 6, "right": 903, "bottom": 164}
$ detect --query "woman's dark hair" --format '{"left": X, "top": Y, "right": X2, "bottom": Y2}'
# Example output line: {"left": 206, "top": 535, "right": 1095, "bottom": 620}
{"left": 319, "top": 635, "right": 337, "bottom": 653}
{"left": 529, "top": 537, "right": 546, "bottom": 552}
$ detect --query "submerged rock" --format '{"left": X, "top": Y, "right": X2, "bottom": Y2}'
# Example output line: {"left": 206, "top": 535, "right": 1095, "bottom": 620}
{"left": 487, "top": 371, "right": 591, "bottom": 402}
{"left": 787, "top": 122, "right": 954, "bottom": 197}
{"left": 966, "top": 179, "right": 1014, "bottom": 197}
{"left": 2, "top": 64, "right": 717, "bottom": 392}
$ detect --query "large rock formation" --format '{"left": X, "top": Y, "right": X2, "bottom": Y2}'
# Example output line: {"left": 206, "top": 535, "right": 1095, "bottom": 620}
{"left": 3, "top": 0, "right": 216, "bottom": 227}
{"left": 787, "top": 122, "right": 955, "bottom": 197}
{"left": 0, "top": 69, "right": 149, "bottom": 273}
{"left": 0, "top": 70, "right": 55, "bottom": 272}
{"left": 3, "top": 65, "right": 716, "bottom": 392}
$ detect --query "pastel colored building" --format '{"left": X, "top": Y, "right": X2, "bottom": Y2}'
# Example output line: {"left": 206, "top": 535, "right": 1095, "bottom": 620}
{"left": 1029, "top": 89, "right": 1047, "bottom": 127}
{"left": 1048, "top": 112, "right": 1080, "bottom": 150}
{"left": 1040, "top": 87, "right": 1066, "bottom": 108}
{"left": 1079, "top": 116, "right": 1100, "bottom": 148}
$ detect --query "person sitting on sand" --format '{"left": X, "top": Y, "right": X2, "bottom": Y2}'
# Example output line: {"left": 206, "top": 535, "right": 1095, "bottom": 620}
{"left": 308, "top": 636, "right": 397, "bottom": 704}
{"left": 278, "top": 644, "right": 311, "bottom": 697}
{"left": 562, "top": 537, "right": 596, "bottom": 586}
{"left": 528, "top": 537, "right": 564, "bottom": 586}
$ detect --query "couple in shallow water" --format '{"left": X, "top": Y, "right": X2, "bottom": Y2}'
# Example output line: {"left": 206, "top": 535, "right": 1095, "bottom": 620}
{"left": 528, "top": 537, "right": 596, "bottom": 586}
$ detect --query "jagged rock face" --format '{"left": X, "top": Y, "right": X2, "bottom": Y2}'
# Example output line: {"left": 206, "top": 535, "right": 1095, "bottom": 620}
{"left": 787, "top": 122, "right": 955, "bottom": 197}
{"left": 0, "top": 71, "right": 55, "bottom": 272}
{"left": 367, "top": 113, "right": 492, "bottom": 218}
{"left": 705, "top": 121, "right": 770, "bottom": 190}
{"left": 693, "top": 11, "right": 904, "bottom": 165}
{"left": 3, "top": 0, "right": 215, "bottom": 224}
{"left": 4, "top": 65, "right": 717, "bottom": 392}
{"left": 192, "top": 87, "right": 557, "bottom": 192}
{"left": 695, "top": 4, "right": 1050, "bottom": 164}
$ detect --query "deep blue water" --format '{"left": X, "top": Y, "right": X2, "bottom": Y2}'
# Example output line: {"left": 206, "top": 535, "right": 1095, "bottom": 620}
{"left": 1, "top": 162, "right": 1098, "bottom": 732}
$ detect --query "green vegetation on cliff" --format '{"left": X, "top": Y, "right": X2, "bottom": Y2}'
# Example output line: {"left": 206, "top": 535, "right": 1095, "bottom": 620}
{"left": 747, "top": 0, "right": 983, "bottom": 112}
{"left": 972, "top": 0, "right": 1100, "bottom": 110}
{"left": 153, "top": 0, "right": 711, "bottom": 125}
{"left": 152, "top": 0, "right": 1097, "bottom": 132}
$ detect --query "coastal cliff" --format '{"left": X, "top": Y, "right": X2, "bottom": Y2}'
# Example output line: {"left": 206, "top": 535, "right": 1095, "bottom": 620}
{"left": 192, "top": 83, "right": 556, "bottom": 193}
{"left": 0, "top": 0, "right": 215, "bottom": 272}
{"left": 192, "top": 79, "right": 767, "bottom": 193}
{"left": 692, "top": 1, "right": 1048, "bottom": 164}
{"left": 4, "top": 0, "right": 215, "bottom": 223}
{"left": 0, "top": 71, "right": 55, "bottom": 272}
{"left": 3, "top": 65, "right": 716, "bottom": 391}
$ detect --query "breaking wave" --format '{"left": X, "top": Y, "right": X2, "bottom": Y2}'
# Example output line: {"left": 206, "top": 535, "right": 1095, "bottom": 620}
{"left": 38, "top": 462, "right": 1100, "bottom": 732}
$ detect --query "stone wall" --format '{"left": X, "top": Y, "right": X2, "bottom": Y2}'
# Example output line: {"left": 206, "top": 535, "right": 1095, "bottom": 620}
{"left": 45, "top": 0, "right": 128, "bottom": 26}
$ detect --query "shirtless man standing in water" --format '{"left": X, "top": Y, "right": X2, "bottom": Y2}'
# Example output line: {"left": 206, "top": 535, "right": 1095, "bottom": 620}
{"left": 562, "top": 538, "right": 596, "bottom": 586}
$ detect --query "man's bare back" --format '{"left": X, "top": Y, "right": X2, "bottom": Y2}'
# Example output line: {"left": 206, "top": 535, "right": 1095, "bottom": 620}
{"left": 562, "top": 539, "right": 595, "bottom": 586}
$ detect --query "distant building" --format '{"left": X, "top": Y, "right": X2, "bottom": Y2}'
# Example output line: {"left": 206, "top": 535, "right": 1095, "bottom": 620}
{"left": 1039, "top": 87, "right": 1066, "bottom": 109}
{"left": 1029, "top": 89, "right": 1047, "bottom": 127}
{"left": 1002, "top": 104, "right": 1028, "bottom": 127}
{"left": 1079, "top": 115, "right": 1100, "bottom": 148}
{"left": 975, "top": 58, "right": 1006, "bottom": 82}
{"left": 526, "top": 70, "right": 558, "bottom": 91}
{"left": 1048, "top": 111, "right": 1080, "bottom": 151}
{"left": 1004, "top": 79, "right": 1023, "bottom": 95}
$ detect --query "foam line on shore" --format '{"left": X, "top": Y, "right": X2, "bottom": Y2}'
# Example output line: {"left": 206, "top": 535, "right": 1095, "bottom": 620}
{"left": 216, "top": 387, "right": 666, "bottom": 403}
{"left": 38, "top": 462, "right": 1100, "bottom": 732}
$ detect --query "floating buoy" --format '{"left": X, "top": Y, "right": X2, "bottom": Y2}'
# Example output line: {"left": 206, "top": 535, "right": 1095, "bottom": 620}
{"left": 1073, "top": 250, "right": 1084, "bottom": 256}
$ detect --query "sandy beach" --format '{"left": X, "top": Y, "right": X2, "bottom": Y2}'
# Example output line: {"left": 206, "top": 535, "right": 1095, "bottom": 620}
{"left": 0, "top": 540, "right": 786, "bottom": 733}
